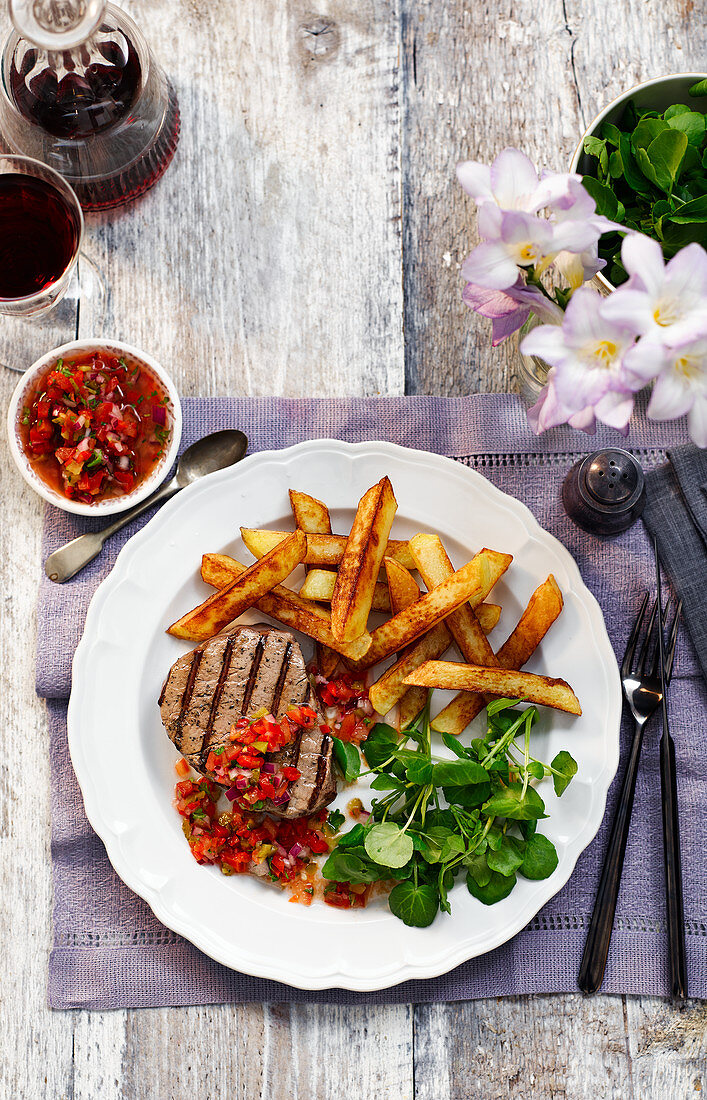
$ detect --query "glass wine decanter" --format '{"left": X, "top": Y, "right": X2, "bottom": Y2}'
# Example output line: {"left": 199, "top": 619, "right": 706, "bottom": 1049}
{"left": 0, "top": 0, "right": 180, "bottom": 210}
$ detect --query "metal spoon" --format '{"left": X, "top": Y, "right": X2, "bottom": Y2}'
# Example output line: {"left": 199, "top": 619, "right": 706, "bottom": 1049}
{"left": 44, "top": 429, "right": 248, "bottom": 583}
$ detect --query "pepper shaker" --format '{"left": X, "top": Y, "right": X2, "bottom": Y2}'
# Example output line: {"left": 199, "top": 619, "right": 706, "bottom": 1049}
{"left": 562, "top": 449, "right": 646, "bottom": 536}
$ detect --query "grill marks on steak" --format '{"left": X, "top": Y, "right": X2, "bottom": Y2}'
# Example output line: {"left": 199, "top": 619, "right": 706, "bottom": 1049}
{"left": 160, "top": 625, "right": 336, "bottom": 818}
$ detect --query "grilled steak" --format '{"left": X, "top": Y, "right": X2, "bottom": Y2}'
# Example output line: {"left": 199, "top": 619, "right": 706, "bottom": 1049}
{"left": 159, "top": 624, "right": 336, "bottom": 818}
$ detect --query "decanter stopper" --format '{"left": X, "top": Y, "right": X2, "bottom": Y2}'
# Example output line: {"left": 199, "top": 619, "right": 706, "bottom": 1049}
{"left": 9, "top": 0, "right": 106, "bottom": 49}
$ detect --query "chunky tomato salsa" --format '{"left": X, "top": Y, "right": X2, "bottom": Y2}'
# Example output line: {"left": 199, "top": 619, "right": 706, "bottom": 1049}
{"left": 19, "top": 349, "right": 172, "bottom": 504}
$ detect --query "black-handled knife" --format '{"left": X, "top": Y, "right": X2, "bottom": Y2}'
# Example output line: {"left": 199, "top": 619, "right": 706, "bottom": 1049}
{"left": 654, "top": 539, "right": 687, "bottom": 1001}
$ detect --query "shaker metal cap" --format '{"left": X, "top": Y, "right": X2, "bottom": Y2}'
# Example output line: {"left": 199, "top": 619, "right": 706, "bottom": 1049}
{"left": 579, "top": 448, "right": 644, "bottom": 514}
{"left": 9, "top": 0, "right": 106, "bottom": 50}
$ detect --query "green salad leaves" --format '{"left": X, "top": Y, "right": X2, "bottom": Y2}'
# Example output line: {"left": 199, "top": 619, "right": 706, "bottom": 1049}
{"left": 581, "top": 91, "right": 707, "bottom": 284}
{"left": 321, "top": 698, "right": 577, "bottom": 927}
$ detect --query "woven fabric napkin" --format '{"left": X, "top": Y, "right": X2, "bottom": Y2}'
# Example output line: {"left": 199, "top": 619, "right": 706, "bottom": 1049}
{"left": 39, "top": 395, "right": 707, "bottom": 1009}
{"left": 643, "top": 444, "right": 707, "bottom": 687}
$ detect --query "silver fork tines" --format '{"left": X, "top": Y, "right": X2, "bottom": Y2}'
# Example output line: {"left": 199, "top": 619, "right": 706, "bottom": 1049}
{"left": 621, "top": 595, "right": 681, "bottom": 727}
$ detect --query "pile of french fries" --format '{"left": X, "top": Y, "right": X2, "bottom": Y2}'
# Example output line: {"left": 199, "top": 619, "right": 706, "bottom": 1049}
{"left": 167, "top": 476, "right": 582, "bottom": 732}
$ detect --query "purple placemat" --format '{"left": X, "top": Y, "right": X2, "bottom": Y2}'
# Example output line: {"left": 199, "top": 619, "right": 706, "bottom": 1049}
{"left": 39, "top": 395, "right": 707, "bottom": 1008}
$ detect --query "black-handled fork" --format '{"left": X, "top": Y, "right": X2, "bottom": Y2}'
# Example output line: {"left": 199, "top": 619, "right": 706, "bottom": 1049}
{"left": 578, "top": 590, "right": 681, "bottom": 995}
{"left": 655, "top": 541, "right": 687, "bottom": 1000}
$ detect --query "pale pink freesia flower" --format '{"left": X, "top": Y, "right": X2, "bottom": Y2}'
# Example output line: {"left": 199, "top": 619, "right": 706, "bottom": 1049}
{"left": 527, "top": 371, "right": 600, "bottom": 434}
{"left": 456, "top": 149, "right": 545, "bottom": 211}
{"left": 521, "top": 286, "right": 641, "bottom": 431}
{"left": 462, "top": 277, "right": 564, "bottom": 345}
{"left": 461, "top": 209, "right": 557, "bottom": 290}
{"left": 601, "top": 234, "right": 707, "bottom": 342}
{"left": 623, "top": 325, "right": 707, "bottom": 447}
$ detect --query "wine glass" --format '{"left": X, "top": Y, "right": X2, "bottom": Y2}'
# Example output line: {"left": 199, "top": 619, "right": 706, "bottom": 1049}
{"left": 0, "top": 154, "right": 104, "bottom": 371}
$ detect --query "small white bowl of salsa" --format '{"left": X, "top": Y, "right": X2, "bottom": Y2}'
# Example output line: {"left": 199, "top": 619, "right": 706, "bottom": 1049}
{"left": 7, "top": 339, "right": 182, "bottom": 516}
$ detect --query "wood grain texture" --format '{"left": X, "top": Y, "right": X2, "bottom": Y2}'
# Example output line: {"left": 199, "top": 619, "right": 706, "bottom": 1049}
{"left": 81, "top": 0, "right": 405, "bottom": 399}
{"left": 1, "top": 0, "right": 705, "bottom": 1098}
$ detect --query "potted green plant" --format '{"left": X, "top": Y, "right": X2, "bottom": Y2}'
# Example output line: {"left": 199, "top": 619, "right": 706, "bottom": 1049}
{"left": 569, "top": 73, "right": 707, "bottom": 289}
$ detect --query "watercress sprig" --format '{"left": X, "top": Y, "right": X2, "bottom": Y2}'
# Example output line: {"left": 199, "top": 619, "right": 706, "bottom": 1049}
{"left": 321, "top": 696, "right": 577, "bottom": 927}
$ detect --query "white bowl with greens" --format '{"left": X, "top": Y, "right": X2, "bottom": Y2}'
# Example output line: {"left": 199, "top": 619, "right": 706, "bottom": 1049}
{"left": 570, "top": 73, "right": 707, "bottom": 288}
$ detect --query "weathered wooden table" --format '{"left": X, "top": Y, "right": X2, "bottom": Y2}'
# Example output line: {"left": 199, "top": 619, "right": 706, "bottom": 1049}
{"left": 2, "top": 2, "right": 706, "bottom": 1096}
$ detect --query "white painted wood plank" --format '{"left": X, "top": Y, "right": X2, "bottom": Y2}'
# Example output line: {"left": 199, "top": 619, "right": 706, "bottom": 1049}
{"left": 414, "top": 995, "right": 634, "bottom": 1100}
{"left": 402, "top": 0, "right": 585, "bottom": 396}
{"left": 81, "top": 0, "right": 405, "bottom": 399}
{"left": 625, "top": 996, "right": 707, "bottom": 1099}
{"left": 263, "top": 1004, "right": 414, "bottom": 1100}
{"left": 0, "top": 368, "right": 77, "bottom": 1100}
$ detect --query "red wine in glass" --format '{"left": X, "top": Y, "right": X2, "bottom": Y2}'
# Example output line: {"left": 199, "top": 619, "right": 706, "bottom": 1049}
{"left": 0, "top": 173, "right": 80, "bottom": 299}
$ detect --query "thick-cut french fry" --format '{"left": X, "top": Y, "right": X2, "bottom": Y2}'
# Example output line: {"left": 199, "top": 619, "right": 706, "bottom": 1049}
{"left": 168, "top": 530, "right": 307, "bottom": 641}
{"left": 496, "top": 574, "right": 564, "bottom": 669}
{"left": 330, "top": 476, "right": 398, "bottom": 642}
{"left": 198, "top": 554, "right": 372, "bottom": 659}
{"left": 431, "top": 575, "right": 564, "bottom": 735}
{"left": 384, "top": 558, "right": 420, "bottom": 614}
{"left": 368, "top": 622, "right": 452, "bottom": 715}
{"left": 241, "top": 528, "right": 415, "bottom": 569}
{"left": 410, "top": 533, "right": 498, "bottom": 667}
{"left": 289, "top": 490, "right": 340, "bottom": 677}
{"left": 399, "top": 688, "right": 428, "bottom": 729}
{"left": 405, "top": 661, "right": 581, "bottom": 715}
{"left": 300, "top": 569, "right": 391, "bottom": 612}
{"left": 476, "top": 603, "right": 501, "bottom": 634}
{"left": 289, "top": 490, "right": 332, "bottom": 535}
{"left": 368, "top": 595, "right": 500, "bottom": 716}
{"left": 296, "top": 567, "right": 501, "bottom": 632}
{"left": 349, "top": 548, "right": 512, "bottom": 671}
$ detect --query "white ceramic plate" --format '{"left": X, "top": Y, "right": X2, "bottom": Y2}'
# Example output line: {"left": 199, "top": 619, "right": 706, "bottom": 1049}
{"left": 68, "top": 440, "right": 621, "bottom": 991}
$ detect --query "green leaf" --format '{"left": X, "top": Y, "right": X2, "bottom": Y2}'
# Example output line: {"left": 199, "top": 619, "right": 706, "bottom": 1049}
{"left": 336, "top": 824, "right": 366, "bottom": 849}
{"left": 618, "top": 132, "right": 651, "bottom": 193}
{"left": 635, "top": 129, "right": 688, "bottom": 193}
{"left": 520, "top": 833, "right": 559, "bottom": 880}
{"left": 608, "top": 149, "right": 623, "bottom": 179}
{"left": 487, "top": 835, "right": 525, "bottom": 876}
{"left": 327, "top": 808, "right": 345, "bottom": 832}
{"left": 432, "top": 759, "right": 488, "bottom": 786}
{"left": 321, "top": 850, "right": 380, "bottom": 884}
{"left": 600, "top": 121, "right": 622, "bottom": 147}
{"left": 666, "top": 110, "right": 706, "bottom": 146}
{"left": 631, "top": 117, "right": 667, "bottom": 151}
{"left": 370, "top": 774, "right": 402, "bottom": 791}
{"left": 362, "top": 723, "right": 398, "bottom": 769}
{"left": 332, "top": 737, "right": 360, "bottom": 783}
{"left": 486, "top": 697, "right": 520, "bottom": 717}
{"left": 486, "top": 824, "right": 504, "bottom": 850}
{"left": 441, "top": 731, "right": 476, "bottom": 758}
{"left": 467, "top": 869, "right": 517, "bottom": 905}
{"left": 663, "top": 103, "right": 691, "bottom": 120}
{"left": 482, "top": 782, "right": 546, "bottom": 821}
{"left": 667, "top": 194, "right": 707, "bottom": 223}
{"left": 583, "top": 135, "right": 609, "bottom": 175}
{"left": 527, "top": 760, "right": 545, "bottom": 781}
{"left": 689, "top": 79, "right": 707, "bottom": 97}
{"left": 443, "top": 782, "right": 491, "bottom": 809}
{"left": 464, "top": 849, "right": 491, "bottom": 887}
{"left": 581, "top": 175, "right": 622, "bottom": 220}
{"left": 551, "top": 750, "right": 578, "bottom": 796}
{"left": 400, "top": 753, "right": 434, "bottom": 785}
{"left": 364, "top": 823, "right": 414, "bottom": 868}
{"left": 389, "top": 881, "right": 439, "bottom": 927}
